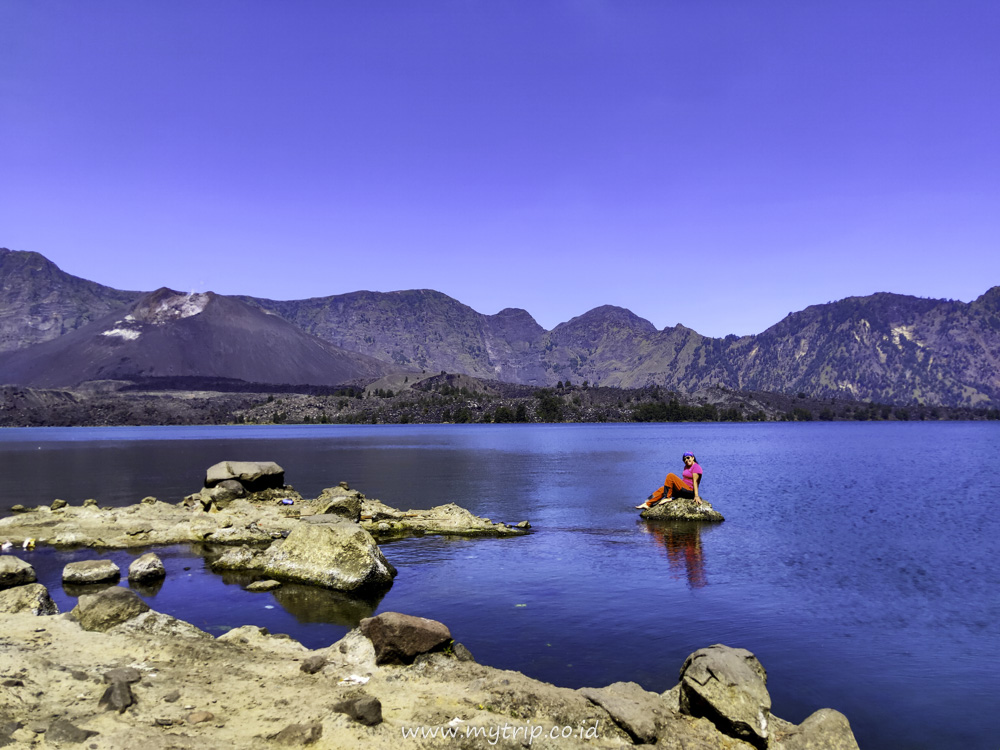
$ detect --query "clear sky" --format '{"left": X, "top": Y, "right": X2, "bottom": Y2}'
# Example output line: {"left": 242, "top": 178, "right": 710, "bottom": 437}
{"left": 2, "top": 1, "right": 998, "bottom": 338}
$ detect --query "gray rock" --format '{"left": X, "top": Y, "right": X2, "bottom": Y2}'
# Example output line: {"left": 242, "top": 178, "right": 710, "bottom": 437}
{"left": 128, "top": 552, "right": 166, "bottom": 582}
{"left": 45, "top": 718, "right": 97, "bottom": 744}
{"left": 679, "top": 644, "right": 770, "bottom": 749}
{"left": 272, "top": 722, "right": 323, "bottom": 745}
{"left": 259, "top": 521, "right": 396, "bottom": 592}
{"left": 103, "top": 667, "right": 142, "bottom": 684}
{"left": 205, "top": 461, "right": 285, "bottom": 492}
{"left": 579, "top": 681, "right": 661, "bottom": 744}
{"left": 0, "top": 582, "right": 58, "bottom": 615}
{"left": 359, "top": 611, "right": 451, "bottom": 665}
{"left": 453, "top": 642, "right": 475, "bottom": 662}
{"left": 109, "top": 610, "right": 212, "bottom": 639}
{"left": 211, "top": 545, "right": 265, "bottom": 572}
{"left": 246, "top": 579, "right": 282, "bottom": 592}
{"left": 772, "top": 708, "right": 861, "bottom": 750}
{"left": 99, "top": 680, "right": 135, "bottom": 713}
{"left": 300, "top": 655, "right": 327, "bottom": 674}
{"left": 0, "top": 721, "right": 22, "bottom": 747}
{"left": 316, "top": 486, "right": 363, "bottom": 521}
{"left": 0, "top": 556, "right": 37, "bottom": 590}
{"left": 62, "top": 559, "right": 121, "bottom": 584}
{"left": 70, "top": 586, "right": 150, "bottom": 632}
{"left": 641, "top": 497, "right": 725, "bottom": 522}
{"left": 332, "top": 690, "right": 382, "bottom": 726}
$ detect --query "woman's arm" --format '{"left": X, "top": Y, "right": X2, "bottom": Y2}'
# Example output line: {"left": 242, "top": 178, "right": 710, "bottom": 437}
{"left": 692, "top": 472, "right": 702, "bottom": 502}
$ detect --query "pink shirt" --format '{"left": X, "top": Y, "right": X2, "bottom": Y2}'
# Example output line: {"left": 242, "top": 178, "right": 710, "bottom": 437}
{"left": 682, "top": 462, "right": 703, "bottom": 489}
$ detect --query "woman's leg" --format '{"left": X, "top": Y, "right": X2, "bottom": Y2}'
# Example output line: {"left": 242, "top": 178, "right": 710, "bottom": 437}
{"left": 662, "top": 473, "right": 692, "bottom": 498}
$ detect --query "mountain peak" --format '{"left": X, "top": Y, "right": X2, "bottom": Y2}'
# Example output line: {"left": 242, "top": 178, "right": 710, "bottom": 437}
{"left": 130, "top": 288, "right": 213, "bottom": 325}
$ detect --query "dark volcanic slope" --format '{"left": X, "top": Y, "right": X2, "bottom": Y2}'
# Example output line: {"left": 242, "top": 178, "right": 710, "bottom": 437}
{"left": 0, "top": 288, "right": 398, "bottom": 388}
{"left": 0, "top": 248, "right": 140, "bottom": 352}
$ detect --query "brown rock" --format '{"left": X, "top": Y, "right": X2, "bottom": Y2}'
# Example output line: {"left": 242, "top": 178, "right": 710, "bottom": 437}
{"left": 359, "top": 611, "right": 451, "bottom": 665}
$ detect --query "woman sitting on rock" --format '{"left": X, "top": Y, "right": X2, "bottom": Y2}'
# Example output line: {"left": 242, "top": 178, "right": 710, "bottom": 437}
{"left": 636, "top": 452, "right": 703, "bottom": 509}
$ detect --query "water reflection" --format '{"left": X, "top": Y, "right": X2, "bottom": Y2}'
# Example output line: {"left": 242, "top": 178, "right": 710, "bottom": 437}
{"left": 62, "top": 580, "right": 119, "bottom": 598}
{"left": 211, "top": 564, "right": 384, "bottom": 625}
{"left": 271, "top": 583, "right": 382, "bottom": 626}
{"left": 639, "top": 520, "right": 715, "bottom": 589}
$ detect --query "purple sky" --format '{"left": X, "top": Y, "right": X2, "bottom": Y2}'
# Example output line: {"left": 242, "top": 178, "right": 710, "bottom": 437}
{"left": 2, "top": 1, "right": 998, "bottom": 337}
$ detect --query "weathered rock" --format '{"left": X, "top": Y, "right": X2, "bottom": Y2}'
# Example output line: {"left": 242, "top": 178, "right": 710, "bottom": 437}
{"left": 258, "top": 521, "right": 396, "bottom": 592}
{"left": 187, "top": 711, "right": 215, "bottom": 724}
{"left": 452, "top": 642, "right": 475, "bottom": 662}
{"left": 99, "top": 680, "right": 135, "bottom": 713}
{"left": 103, "top": 667, "right": 142, "bottom": 684}
{"left": 51, "top": 499, "right": 67, "bottom": 510}
{"left": 0, "top": 556, "right": 37, "bottom": 590}
{"left": 331, "top": 690, "right": 382, "bottom": 726}
{"left": 359, "top": 611, "right": 451, "bottom": 665}
{"left": 641, "top": 497, "right": 725, "bottom": 522}
{"left": 679, "top": 644, "right": 771, "bottom": 749}
{"left": 63, "top": 559, "right": 121, "bottom": 584}
{"left": 772, "top": 708, "right": 861, "bottom": 750}
{"left": 205, "top": 461, "right": 285, "bottom": 492}
{"left": 71, "top": 586, "right": 150, "bottom": 632}
{"left": 128, "top": 552, "right": 166, "bottom": 582}
{"left": 140, "top": 495, "right": 158, "bottom": 504}
{"left": 211, "top": 545, "right": 265, "bottom": 572}
{"left": 272, "top": 722, "right": 323, "bottom": 745}
{"left": 109, "top": 610, "right": 212, "bottom": 640}
{"left": 300, "top": 655, "right": 327, "bottom": 674}
{"left": 360, "top": 499, "right": 528, "bottom": 538}
{"left": 579, "top": 681, "right": 663, "bottom": 744}
{"left": 0, "top": 582, "right": 58, "bottom": 615}
{"left": 45, "top": 718, "right": 97, "bottom": 744}
{"left": 247, "top": 579, "right": 282, "bottom": 592}
{"left": 316, "top": 486, "right": 363, "bottom": 521}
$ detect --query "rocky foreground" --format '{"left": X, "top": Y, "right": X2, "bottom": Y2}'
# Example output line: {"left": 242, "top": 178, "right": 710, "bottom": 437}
{"left": 0, "top": 461, "right": 860, "bottom": 748}
{"left": 0, "top": 586, "right": 859, "bottom": 749}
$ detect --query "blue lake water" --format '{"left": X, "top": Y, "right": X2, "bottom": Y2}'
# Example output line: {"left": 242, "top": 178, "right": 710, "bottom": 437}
{"left": 1, "top": 422, "right": 998, "bottom": 750}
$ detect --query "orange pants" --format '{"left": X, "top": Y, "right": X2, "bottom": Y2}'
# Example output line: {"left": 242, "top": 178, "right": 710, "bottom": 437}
{"left": 648, "top": 473, "right": 695, "bottom": 503}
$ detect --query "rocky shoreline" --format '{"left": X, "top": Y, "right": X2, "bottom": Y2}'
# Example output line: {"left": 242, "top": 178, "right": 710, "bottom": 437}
{"left": 0, "top": 462, "right": 860, "bottom": 748}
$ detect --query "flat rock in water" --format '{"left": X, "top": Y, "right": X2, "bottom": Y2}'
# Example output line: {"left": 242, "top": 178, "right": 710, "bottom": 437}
{"left": 641, "top": 497, "right": 725, "bottom": 522}
{"left": 128, "top": 552, "right": 166, "bottom": 582}
{"left": 205, "top": 461, "right": 285, "bottom": 492}
{"left": 63, "top": 559, "right": 121, "bottom": 584}
{"left": 259, "top": 521, "right": 396, "bottom": 592}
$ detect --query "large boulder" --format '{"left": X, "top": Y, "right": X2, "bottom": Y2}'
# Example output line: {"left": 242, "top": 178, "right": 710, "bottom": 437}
{"left": 70, "top": 586, "right": 150, "bottom": 631}
{"left": 578, "top": 682, "right": 663, "bottom": 744}
{"left": 205, "top": 461, "right": 285, "bottom": 492}
{"left": 0, "top": 556, "right": 37, "bottom": 590}
{"left": 359, "top": 612, "right": 451, "bottom": 665}
{"left": 128, "top": 552, "right": 166, "bottom": 582}
{"left": 772, "top": 708, "right": 861, "bottom": 750}
{"left": 679, "top": 644, "right": 771, "bottom": 749}
{"left": 0, "top": 582, "right": 58, "bottom": 615}
{"left": 641, "top": 497, "right": 725, "bottom": 522}
{"left": 258, "top": 521, "right": 396, "bottom": 592}
{"left": 63, "top": 559, "right": 121, "bottom": 584}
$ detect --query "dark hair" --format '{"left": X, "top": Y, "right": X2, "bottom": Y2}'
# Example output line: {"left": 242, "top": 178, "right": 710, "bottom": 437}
{"left": 683, "top": 453, "right": 698, "bottom": 463}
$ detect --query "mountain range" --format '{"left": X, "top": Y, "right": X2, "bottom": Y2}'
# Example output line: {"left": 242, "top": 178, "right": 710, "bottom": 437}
{"left": 1, "top": 247, "right": 998, "bottom": 407}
